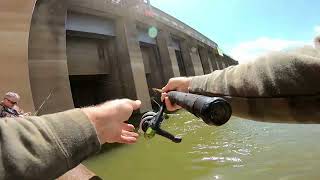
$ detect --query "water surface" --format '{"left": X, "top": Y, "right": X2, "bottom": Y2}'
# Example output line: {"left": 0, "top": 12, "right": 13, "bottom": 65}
{"left": 85, "top": 110, "right": 320, "bottom": 180}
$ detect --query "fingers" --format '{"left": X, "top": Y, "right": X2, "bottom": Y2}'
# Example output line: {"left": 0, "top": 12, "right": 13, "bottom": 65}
{"left": 119, "top": 135, "right": 138, "bottom": 144}
{"left": 162, "top": 85, "right": 170, "bottom": 93}
{"left": 123, "top": 99, "right": 141, "bottom": 111}
{"left": 162, "top": 78, "right": 178, "bottom": 92}
{"left": 164, "top": 97, "right": 181, "bottom": 111}
{"left": 161, "top": 92, "right": 167, "bottom": 102}
{"left": 162, "top": 77, "right": 191, "bottom": 93}
{"left": 119, "top": 130, "right": 139, "bottom": 144}
{"left": 162, "top": 81, "right": 174, "bottom": 93}
{"left": 162, "top": 93, "right": 181, "bottom": 111}
{"left": 122, "top": 130, "right": 139, "bottom": 138}
{"left": 161, "top": 93, "right": 181, "bottom": 111}
{"left": 121, "top": 123, "right": 135, "bottom": 132}
{"left": 133, "top": 100, "right": 142, "bottom": 110}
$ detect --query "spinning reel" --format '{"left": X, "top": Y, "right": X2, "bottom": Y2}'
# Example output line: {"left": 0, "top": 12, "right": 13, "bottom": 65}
{"left": 139, "top": 91, "right": 232, "bottom": 143}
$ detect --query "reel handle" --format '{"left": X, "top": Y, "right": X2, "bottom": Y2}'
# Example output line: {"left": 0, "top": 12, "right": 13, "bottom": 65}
{"left": 156, "top": 128, "right": 182, "bottom": 143}
{"left": 140, "top": 103, "right": 182, "bottom": 143}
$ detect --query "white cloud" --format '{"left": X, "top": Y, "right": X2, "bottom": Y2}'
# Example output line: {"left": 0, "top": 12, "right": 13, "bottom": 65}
{"left": 315, "top": 25, "right": 320, "bottom": 35}
{"left": 230, "top": 37, "right": 306, "bottom": 64}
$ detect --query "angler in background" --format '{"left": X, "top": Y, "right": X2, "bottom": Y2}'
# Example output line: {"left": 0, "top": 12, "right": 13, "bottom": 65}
{"left": 0, "top": 92, "right": 28, "bottom": 118}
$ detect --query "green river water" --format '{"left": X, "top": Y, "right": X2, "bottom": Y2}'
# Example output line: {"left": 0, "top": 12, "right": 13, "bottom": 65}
{"left": 85, "top": 110, "right": 320, "bottom": 180}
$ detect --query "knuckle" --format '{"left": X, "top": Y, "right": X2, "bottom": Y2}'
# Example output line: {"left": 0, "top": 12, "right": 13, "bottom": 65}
{"left": 123, "top": 103, "right": 133, "bottom": 112}
{"left": 168, "top": 78, "right": 175, "bottom": 83}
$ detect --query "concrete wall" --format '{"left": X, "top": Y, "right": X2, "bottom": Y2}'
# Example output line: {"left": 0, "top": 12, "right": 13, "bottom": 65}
{"left": 168, "top": 47, "right": 181, "bottom": 77}
{"left": 0, "top": 0, "right": 37, "bottom": 112}
{"left": 28, "top": 0, "right": 74, "bottom": 114}
{"left": 190, "top": 46, "right": 204, "bottom": 76}
{"left": 215, "top": 54, "right": 224, "bottom": 70}
{"left": 67, "top": 11, "right": 115, "bottom": 36}
{"left": 141, "top": 44, "right": 164, "bottom": 93}
{"left": 180, "top": 39, "right": 195, "bottom": 76}
{"left": 1, "top": 0, "right": 237, "bottom": 115}
{"left": 198, "top": 46, "right": 212, "bottom": 74}
{"left": 156, "top": 30, "right": 175, "bottom": 82}
{"left": 67, "top": 36, "right": 110, "bottom": 75}
{"left": 114, "top": 18, "right": 152, "bottom": 112}
{"left": 167, "top": 36, "right": 181, "bottom": 77}
{"left": 208, "top": 51, "right": 219, "bottom": 71}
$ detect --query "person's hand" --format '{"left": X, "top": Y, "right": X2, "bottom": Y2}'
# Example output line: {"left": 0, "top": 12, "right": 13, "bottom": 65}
{"left": 82, "top": 99, "right": 141, "bottom": 145}
{"left": 161, "top": 77, "right": 192, "bottom": 111}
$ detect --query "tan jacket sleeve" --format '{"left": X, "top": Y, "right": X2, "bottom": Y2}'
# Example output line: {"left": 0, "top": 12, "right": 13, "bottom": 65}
{"left": 0, "top": 109, "right": 100, "bottom": 180}
{"left": 190, "top": 46, "right": 320, "bottom": 123}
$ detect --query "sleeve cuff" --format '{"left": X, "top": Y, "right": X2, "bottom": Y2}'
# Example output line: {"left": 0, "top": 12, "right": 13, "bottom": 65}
{"left": 41, "top": 109, "right": 101, "bottom": 168}
{"left": 189, "top": 74, "right": 212, "bottom": 93}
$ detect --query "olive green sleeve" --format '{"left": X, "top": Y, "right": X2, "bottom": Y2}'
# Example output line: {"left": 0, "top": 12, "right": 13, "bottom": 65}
{"left": 0, "top": 109, "right": 101, "bottom": 180}
{"left": 190, "top": 46, "right": 320, "bottom": 123}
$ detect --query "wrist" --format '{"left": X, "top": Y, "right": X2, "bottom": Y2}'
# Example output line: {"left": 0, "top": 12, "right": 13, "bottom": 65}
{"left": 82, "top": 107, "right": 96, "bottom": 123}
{"left": 185, "top": 77, "right": 192, "bottom": 92}
{"left": 82, "top": 107, "right": 104, "bottom": 144}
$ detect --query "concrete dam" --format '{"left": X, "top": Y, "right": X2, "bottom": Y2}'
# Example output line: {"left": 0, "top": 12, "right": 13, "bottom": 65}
{"left": 1, "top": 0, "right": 238, "bottom": 115}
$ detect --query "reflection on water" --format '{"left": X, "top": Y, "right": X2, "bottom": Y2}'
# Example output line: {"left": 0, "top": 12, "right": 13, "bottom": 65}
{"left": 85, "top": 110, "right": 320, "bottom": 180}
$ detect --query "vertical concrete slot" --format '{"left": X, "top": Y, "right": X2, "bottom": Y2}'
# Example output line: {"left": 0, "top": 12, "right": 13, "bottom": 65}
{"left": 66, "top": 32, "right": 121, "bottom": 107}
{"left": 170, "top": 37, "right": 187, "bottom": 76}
{"left": 140, "top": 42, "right": 164, "bottom": 95}
{"left": 175, "top": 50, "right": 187, "bottom": 76}
{"left": 66, "top": 12, "right": 122, "bottom": 108}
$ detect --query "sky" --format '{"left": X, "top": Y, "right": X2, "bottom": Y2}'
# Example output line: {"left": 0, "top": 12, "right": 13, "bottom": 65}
{"left": 151, "top": 0, "right": 320, "bottom": 63}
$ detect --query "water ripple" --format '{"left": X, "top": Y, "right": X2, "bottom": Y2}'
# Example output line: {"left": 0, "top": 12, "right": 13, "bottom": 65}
{"left": 201, "top": 156, "right": 242, "bottom": 163}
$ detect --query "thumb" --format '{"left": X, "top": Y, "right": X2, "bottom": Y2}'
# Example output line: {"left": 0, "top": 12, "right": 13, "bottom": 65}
{"left": 162, "top": 84, "right": 173, "bottom": 93}
{"left": 127, "top": 100, "right": 141, "bottom": 110}
{"left": 133, "top": 100, "right": 142, "bottom": 110}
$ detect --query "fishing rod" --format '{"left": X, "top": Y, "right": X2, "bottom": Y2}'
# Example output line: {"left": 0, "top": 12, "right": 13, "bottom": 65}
{"left": 33, "top": 88, "right": 56, "bottom": 116}
{"left": 139, "top": 91, "right": 232, "bottom": 143}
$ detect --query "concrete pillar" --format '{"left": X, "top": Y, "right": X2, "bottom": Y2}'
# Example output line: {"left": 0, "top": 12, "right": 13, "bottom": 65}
{"left": 220, "top": 60, "right": 227, "bottom": 69}
{"left": 222, "top": 58, "right": 228, "bottom": 68}
{"left": 224, "top": 56, "right": 233, "bottom": 68}
{"left": 225, "top": 58, "right": 231, "bottom": 67}
{"left": 190, "top": 46, "right": 204, "bottom": 76}
{"left": 140, "top": 44, "right": 164, "bottom": 89}
{"left": 103, "top": 39, "right": 124, "bottom": 98}
{"left": 228, "top": 56, "right": 239, "bottom": 65}
{"left": 207, "top": 58, "right": 214, "bottom": 73}
{"left": 208, "top": 51, "right": 219, "bottom": 71}
{"left": 28, "top": 0, "right": 74, "bottom": 114}
{"left": 115, "top": 18, "right": 151, "bottom": 112}
{"left": 180, "top": 40, "right": 195, "bottom": 76}
{"left": 215, "top": 54, "right": 224, "bottom": 70}
{"left": 0, "top": 0, "right": 37, "bottom": 112}
{"left": 156, "top": 30, "right": 175, "bottom": 83}
{"left": 198, "top": 46, "right": 212, "bottom": 74}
